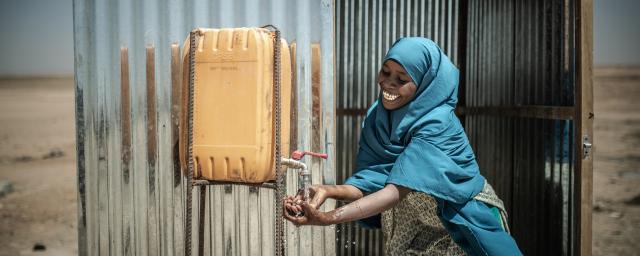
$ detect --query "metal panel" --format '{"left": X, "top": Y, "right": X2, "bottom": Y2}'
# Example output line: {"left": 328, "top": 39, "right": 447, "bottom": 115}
{"left": 73, "top": 0, "right": 335, "bottom": 255}
{"left": 335, "top": 0, "right": 460, "bottom": 254}
{"left": 462, "top": 0, "right": 587, "bottom": 255}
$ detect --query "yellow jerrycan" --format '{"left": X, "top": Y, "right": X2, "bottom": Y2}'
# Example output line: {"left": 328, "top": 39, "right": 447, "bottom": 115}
{"left": 180, "top": 28, "right": 292, "bottom": 183}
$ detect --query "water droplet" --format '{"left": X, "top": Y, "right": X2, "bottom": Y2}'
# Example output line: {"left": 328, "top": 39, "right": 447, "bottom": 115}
{"left": 352, "top": 241, "right": 356, "bottom": 245}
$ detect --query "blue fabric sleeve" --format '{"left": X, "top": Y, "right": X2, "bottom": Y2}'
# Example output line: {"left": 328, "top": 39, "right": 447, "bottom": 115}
{"left": 344, "top": 167, "right": 388, "bottom": 195}
{"left": 385, "top": 136, "right": 485, "bottom": 204}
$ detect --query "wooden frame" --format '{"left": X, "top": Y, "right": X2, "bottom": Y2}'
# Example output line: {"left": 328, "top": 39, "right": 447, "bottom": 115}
{"left": 575, "top": 0, "right": 593, "bottom": 255}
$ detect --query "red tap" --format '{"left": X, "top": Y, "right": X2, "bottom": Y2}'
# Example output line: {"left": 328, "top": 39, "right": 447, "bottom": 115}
{"left": 291, "top": 150, "right": 328, "bottom": 160}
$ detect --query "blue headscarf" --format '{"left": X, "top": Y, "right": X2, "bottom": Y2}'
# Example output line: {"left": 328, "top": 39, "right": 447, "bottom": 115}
{"left": 345, "top": 37, "right": 485, "bottom": 206}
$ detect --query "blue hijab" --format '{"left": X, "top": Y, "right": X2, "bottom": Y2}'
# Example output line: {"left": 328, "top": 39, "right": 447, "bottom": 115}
{"left": 345, "top": 38, "right": 522, "bottom": 255}
{"left": 345, "top": 37, "right": 484, "bottom": 205}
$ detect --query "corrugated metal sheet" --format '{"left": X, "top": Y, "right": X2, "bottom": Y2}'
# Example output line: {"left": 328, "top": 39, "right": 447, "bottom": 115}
{"left": 463, "top": 0, "right": 578, "bottom": 255}
{"left": 335, "top": 0, "right": 461, "bottom": 254}
{"left": 73, "top": 0, "right": 335, "bottom": 255}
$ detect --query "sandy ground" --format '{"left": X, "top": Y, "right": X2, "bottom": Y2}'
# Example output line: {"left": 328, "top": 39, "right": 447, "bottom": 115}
{"left": 592, "top": 66, "right": 640, "bottom": 255}
{"left": 0, "top": 78, "right": 77, "bottom": 256}
{"left": 0, "top": 68, "right": 638, "bottom": 255}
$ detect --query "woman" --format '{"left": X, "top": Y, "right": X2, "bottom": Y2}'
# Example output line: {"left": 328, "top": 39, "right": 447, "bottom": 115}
{"left": 284, "top": 38, "right": 521, "bottom": 255}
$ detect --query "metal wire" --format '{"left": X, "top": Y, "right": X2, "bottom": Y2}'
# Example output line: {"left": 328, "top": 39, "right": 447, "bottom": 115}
{"left": 185, "top": 29, "right": 198, "bottom": 256}
{"left": 265, "top": 24, "right": 286, "bottom": 256}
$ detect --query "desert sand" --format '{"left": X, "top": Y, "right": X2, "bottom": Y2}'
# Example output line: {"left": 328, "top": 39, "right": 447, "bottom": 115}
{"left": 592, "top": 66, "right": 640, "bottom": 255}
{"left": 0, "top": 67, "right": 638, "bottom": 255}
{"left": 0, "top": 77, "right": 77, "bottom": 255}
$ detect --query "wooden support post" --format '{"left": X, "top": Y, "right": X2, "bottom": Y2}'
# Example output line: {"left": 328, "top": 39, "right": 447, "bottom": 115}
{"left": 575, "top": 0, "right": 593, "bottom": 255}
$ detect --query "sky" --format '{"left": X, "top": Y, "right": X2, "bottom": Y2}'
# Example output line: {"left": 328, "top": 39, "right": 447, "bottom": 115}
{"left": 0, "top": 0, "right": 74, "bottom": 76}
{"left": 0, "top": 0, "right": 637, "bottom": 76}
{"left": 593, "top": 0, "right": 640, "bottom": 65}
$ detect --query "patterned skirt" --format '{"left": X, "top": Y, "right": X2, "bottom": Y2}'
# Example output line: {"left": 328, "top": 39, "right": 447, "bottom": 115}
{"left": 381, "top": 192, "right": 465, "bottom": 256}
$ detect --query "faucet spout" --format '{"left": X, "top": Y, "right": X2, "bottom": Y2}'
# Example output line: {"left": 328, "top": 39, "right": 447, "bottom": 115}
{"left": 280, "top": 157, "right": 312, "bottom": 201}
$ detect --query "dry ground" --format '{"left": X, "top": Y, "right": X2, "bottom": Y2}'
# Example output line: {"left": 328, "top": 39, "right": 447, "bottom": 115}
{"left": 0, "top": 78, "right": 77, "bottom": 256}
{"left": 592, "top": 66, "right": 640, "bottom": 255}
{"left": 0, "top": 67, "right": 638, "bottom": 255}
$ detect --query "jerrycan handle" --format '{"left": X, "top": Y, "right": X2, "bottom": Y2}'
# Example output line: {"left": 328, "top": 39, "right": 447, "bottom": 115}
{"left": 291, "top": 150, "right": 328, "bottom": 160}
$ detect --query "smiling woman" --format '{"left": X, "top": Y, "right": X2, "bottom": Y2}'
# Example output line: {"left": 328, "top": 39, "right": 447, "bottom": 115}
{"left": 284, "top": 37, "right": 522, "bottom": 256}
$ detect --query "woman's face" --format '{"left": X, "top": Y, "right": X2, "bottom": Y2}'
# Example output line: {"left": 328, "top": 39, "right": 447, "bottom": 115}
{"left": 377, "top": 60, "right": 417, "bottom": 110}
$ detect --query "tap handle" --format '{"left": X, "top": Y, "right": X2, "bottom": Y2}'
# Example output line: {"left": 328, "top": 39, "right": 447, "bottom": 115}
{"left": 291, "top": 150, "right": 328, "bottom": 160}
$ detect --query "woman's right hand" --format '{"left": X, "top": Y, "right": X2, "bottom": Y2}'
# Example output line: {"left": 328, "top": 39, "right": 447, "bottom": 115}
{"left": 305, "top": 185, "right": 329, "bottom": 209}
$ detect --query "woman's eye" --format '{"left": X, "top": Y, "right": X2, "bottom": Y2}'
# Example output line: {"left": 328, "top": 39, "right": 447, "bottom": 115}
{"left": 381, "top": 70, "right": 390, "bottom": 76}
{"left": 399, "top": 79, "right": 408, "bottom": 84}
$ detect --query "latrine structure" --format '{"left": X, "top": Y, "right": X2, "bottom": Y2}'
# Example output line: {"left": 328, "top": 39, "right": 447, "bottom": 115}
{"left": 73, "top": 0, "right": 592, "bottom": 255}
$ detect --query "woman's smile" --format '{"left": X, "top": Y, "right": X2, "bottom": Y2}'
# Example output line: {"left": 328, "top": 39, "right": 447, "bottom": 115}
{"left": 382, "top": 90, "right": 400, "bottom": 101}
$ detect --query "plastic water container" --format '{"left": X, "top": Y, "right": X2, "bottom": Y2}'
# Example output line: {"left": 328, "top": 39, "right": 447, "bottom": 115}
{"left": 180, "top": 28, "right": 292, "bottom": 183}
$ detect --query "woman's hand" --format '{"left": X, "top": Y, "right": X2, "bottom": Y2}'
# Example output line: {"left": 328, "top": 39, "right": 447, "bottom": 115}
{"left": 284, "top": 195, "right": 303, "bottom": 216}
{"left": 305, "top": 185, "right": 329, "bottom": 209}
{"left": 285, "top": 185, "right": 333, "bottom": 214}
{"left": 282, "top": 184, "right": 368, "bottom": 226}
{"left": 283, "top": 201, "right": 335, "bottom": 226}
{"left": 283, "top": 184, "right": 410, "bottom": 226}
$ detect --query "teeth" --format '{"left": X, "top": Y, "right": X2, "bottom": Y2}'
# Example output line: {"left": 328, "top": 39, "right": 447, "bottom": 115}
{"left": 382, "top": 90, "right": 399, "bottom": 101}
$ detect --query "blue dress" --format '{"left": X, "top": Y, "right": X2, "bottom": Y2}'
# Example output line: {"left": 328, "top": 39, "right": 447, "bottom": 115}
{"left": 343, "top": 38, "right": 522, "bottom": 255}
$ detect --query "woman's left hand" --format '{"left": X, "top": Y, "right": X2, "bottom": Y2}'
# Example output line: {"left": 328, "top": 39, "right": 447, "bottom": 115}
{"left": 283, "top": 200, "right": 335, "bottom": 226}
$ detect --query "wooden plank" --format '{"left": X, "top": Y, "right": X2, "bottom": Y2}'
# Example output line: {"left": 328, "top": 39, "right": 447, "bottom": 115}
{"left": 575, "top": 0, "right": 593, "bottom": 254}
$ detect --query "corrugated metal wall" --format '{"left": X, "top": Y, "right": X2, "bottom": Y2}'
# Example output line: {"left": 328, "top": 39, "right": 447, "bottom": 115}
{"left": 334, "top": 0, "right": 461, "bottom": 255}
{"left": 72, "top": 0, "right": 335, "bottom": 255}
{"left": 463, "top": 0, "right": 578, "bottom": 255}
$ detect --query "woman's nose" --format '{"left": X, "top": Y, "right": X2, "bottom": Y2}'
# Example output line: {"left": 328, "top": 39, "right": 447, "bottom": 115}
{"left": 380, "top": 80, "right": 397, "bottom": 89}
